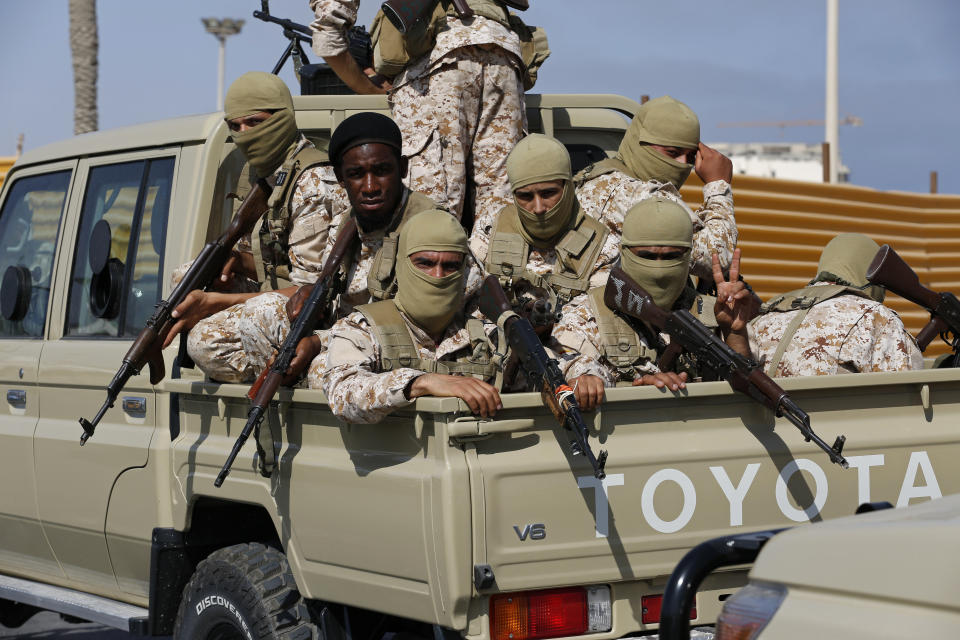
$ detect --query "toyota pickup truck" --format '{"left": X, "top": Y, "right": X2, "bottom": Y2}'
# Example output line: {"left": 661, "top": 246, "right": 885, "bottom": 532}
{"left": 0, "top": 92, "right": 957, "bottom": 640}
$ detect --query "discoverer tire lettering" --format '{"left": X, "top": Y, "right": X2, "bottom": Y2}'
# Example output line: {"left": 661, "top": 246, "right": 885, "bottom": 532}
{"left": 173, "top": 542, "right": 318, "bottom": 640}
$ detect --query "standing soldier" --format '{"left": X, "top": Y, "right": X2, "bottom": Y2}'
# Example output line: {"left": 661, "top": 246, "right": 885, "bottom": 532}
{"left": 575, "top": 95, "right": 737, "bottom": 278}
{"left": 309, "top": 0, "right": 539, "bottom": 250}
{"left": 748, "top": 233, "right": 923, "bottom": 377}
{"left": 316, "top": 209, "right": 502, "bottom": 423}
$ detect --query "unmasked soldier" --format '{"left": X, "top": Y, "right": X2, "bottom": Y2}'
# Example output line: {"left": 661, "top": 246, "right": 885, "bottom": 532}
{"left": 316, "top": 209, "right": 502, "bottom": 423}
{"left": 479, "top": 134, "right": 619, "bottom": 320}
{"left": 748, "top": 233, "right": 922, "bottom": 377}
{"left": 164, "top": 71, "right": 348, "bottom": 379}
{"left": 575, "top": 95, "right": 737, "bottom": 278}
{"left": 554, "top": 198, "right": 754, "bottom": 402}
{"left": 310, "top": 0, "right": 544, "bottom": 252}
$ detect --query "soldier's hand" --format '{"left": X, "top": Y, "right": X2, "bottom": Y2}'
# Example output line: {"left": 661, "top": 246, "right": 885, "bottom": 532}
{"left": 286, "top": 284, "right": 314, "bottom": 322}
{"left": 695, "top": 143, "right": 734, "bottom": 184}
{"left": 407, "top": 373, "right": 503, "bottom": 418}
{"left": 570, "top": 375, "right": 606, "bottom": 411}
{"left": 164, "top": 290, "right": 234, "bottom": 348}
{"left": 633, "top": 371, "right": 688, "bottom": 391}
{"left": 265, "top": 335, "right": 323, "bottom": 385}
{"left": 712, "top": 250, "right": 759, "bottom": 333}
{"left": 214, "top": 250, "right": 257, "bottom": 291}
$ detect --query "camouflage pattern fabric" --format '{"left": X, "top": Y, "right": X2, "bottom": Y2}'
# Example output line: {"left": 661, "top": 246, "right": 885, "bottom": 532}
{"left": 391, "top": 45, "right": 525, "bottom": 254}
{"left": 312, "top": 310, "right": 496, "bottom": 424}
{"left": 187, "top": 292, "right": 296, "bottom": 383}
{"left": 575, "top": 170, "right": 736, "bottom": 279}
{"left": 748, "top": 287, "right": 923, "bottom": 377}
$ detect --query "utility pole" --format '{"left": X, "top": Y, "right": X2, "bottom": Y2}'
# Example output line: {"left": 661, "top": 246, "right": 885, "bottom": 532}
{"left": 825, "top": 0, "right": 839, "bottom": 183}
{"left": 202, "top": 18, "right": 245, "bottom": 111}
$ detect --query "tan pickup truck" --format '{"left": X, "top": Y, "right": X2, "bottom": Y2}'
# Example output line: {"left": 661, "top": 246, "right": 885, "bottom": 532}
{"left": 0, "top": 93, "right": 958, "bottom": 640}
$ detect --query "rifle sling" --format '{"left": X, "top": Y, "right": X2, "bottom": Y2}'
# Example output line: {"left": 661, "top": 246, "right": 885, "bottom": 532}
{"left": 765, "top": 307, "right": 812, "bottom": 377}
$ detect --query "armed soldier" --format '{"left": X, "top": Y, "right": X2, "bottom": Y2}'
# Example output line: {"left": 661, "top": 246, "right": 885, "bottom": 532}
{"left": 173, "top": 108, "right": 441, "bottom": 384}
{"left": 162, "top": 71, "right": 347, "bottom": 381}
{"left": 478, "top": 134, "right": 619, "bottom": 325}
{"left": 315, "top": 209, "right": 503, "bottom": 423}
{"left": 553, "top": 198, "right": 755, "bottom": 404}
{"left": 575, "top": 95, "right": 737, "bottom": 279}
{"left": 748, "top": 233, "right": 922, "bottom": 377}
{"left": 310, "top": 0, "right": 541, "bottom": 250}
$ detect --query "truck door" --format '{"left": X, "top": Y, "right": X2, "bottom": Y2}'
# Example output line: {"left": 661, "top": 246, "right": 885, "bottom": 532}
{"left": 0, "top": 164, "right": 74, "bottom": 579}
{"left": 35, "top": 153, "right": 173, "bottom": 593}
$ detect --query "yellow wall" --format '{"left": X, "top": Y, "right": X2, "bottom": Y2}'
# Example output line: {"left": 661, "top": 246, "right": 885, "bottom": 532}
{"left": 681, "top": 175, "right": 960, "bottom": 357}
{"left": 0, "top": 156, "right": 15, "bottom": 190}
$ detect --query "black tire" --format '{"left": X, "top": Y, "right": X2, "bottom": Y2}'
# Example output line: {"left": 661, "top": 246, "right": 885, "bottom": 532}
{"left": 173, "top": 543, "right": 319, "bottom": 640}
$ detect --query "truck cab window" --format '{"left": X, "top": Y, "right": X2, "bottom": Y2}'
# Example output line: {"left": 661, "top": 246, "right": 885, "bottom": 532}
{"left": 66, "top": 158, "right": 173, "bottom": 338}
{"left": 0, "top": 170, "right": 71, "bottom": 338}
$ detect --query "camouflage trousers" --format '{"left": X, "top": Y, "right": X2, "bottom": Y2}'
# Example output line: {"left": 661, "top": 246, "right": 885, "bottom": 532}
{"left": 391, "top": 45, "right": 526, "bottom": 256}
{"left": 187, "top": 293, "right": 292, "bottom": 383}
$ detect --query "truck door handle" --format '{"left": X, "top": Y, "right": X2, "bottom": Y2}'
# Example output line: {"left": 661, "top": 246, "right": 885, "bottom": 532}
{"left": 122, "top": 396, "right": 146, "bottom": 414}
{"left": 6, "top": 390, "right": 26, "bottom": 405}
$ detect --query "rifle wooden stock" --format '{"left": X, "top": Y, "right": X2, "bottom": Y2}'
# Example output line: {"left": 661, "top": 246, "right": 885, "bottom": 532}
{"left": 79, "top": 179, "right": 273, "bottom": 445}
{"left": 217, "top": 218, "right": 360, "bottom": 487}
{"left": 603, "top": 266, "right": 848, "bottom": 468}
{"left": 868, "top": 244, "right": 960, "bottom": 353}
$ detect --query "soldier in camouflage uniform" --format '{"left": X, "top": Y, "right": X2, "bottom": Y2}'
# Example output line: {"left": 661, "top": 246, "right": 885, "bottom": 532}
{"left": 164, "top": 72, "right": 348, "bottom": 383}
{"left": 748, "top": 233, "right": 922, "bottom": 377}
{"left": 554, "top": 198, "right": 755, "bottom": 401}
{"left": 478, "top": 134, "right": 619, "bottom": 322}
{"left": 575, "top": 95, "right": 737, "bottom": 279}
{"left": 310, "top": 0, "right": 531, "bottom": 252}
{"left": 315, "top": 209, "right": 503, "bottom": 423}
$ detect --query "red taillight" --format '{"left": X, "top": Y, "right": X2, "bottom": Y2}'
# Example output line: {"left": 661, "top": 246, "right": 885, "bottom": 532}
{"left": 640, "top": 594, "right": 697, "bottom": 625}
{"left": 491, "top": 587, "right": 588, "bottom": 640}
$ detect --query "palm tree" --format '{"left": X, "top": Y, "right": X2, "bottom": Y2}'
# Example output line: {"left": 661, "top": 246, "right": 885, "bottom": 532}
{"left": 69, "top": 0, "right": 99, "bottom": 135}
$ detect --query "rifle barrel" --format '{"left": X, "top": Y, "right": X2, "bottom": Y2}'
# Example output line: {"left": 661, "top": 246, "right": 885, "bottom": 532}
{"left": 215, "top": 406, "right": 265, "bottom": 487}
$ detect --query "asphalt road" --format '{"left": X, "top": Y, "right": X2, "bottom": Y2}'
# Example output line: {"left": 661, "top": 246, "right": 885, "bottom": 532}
{"left": 0, "top": 611, "right": 169, "bottom": 639}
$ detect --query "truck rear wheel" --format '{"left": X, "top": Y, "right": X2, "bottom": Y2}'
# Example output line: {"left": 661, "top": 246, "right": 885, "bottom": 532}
{"left": 174, "top": 543, "right": 318, "bottom": 640}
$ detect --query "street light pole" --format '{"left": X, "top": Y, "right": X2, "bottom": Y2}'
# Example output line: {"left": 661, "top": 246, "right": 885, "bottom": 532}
{"left": 825, "top": 0, "right": 839, "bottom": 183}
{"left": 202, "top": 18, "right": 245, "bottom": 111}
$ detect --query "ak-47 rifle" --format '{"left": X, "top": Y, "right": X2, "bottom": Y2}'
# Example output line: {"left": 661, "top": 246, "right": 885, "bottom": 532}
{"left": 867, "top": 244, "right": 960, "bottom": 356}
{"left": 478, "top": 275, "right": 607, "bottom": 479}
{"left": 215, "top": 218, "right": 359, "bottom": 487}
{"left": 604, "top": 266, "right": 849, "bottom": 469}
{"left": 78, "top": 180, "right": 273, "bottom": 445}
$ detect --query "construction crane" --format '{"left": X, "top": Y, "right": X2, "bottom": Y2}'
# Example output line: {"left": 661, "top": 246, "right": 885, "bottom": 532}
{"left": 716, "top": 115, "right": 862, "bottom": 136}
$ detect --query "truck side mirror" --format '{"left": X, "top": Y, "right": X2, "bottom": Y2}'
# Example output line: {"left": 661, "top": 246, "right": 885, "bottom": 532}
{"left": 1, "top": 265, "right": 32, "bottom": 321}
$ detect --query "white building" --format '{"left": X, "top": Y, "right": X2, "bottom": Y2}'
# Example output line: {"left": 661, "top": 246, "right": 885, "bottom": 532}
{"left": 708, "top": 142, "right": 850, "bottom": 183}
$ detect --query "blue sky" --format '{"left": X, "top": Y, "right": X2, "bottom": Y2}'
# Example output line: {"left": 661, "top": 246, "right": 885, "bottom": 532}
{"left": 2, "top": 0, "right": 958, "bottom": 194}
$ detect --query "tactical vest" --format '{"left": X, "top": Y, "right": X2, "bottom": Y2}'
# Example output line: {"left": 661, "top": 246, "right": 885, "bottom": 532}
{"left": 371, "top": 0, "right": 514, "bottom": 78}
{"left": 357, "top": 299, "right": 498, "bottom": 379}
{"left": 757, "top": 283, "right": 875, "bottom": 377}
{"left": 485, "top": 205, "right": 609, "bottom": 307}
{"left": 336, "top": 190, "right": 437, "bottom": 301}
{"left": 588, "top": 285, "right": 717, "bottom": 382}
{"left": 252, "top": 144, "right": 330, "bottom": 291}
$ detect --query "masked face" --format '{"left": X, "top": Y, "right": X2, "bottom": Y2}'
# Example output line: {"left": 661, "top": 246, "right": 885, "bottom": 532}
{"left": 224, "top": 72, "right": 299, "bottom": 177}
{"left": 392, "top": 210, "right": 470, "bottom": 337}
{"left": 513, "top": 179, "right": 577, "bottom": 246}
{"left": 620, "top": 245, "right": 691, "bottom": 309}
{"left": 617, "top": 96, "right": 700, "bottom": 188}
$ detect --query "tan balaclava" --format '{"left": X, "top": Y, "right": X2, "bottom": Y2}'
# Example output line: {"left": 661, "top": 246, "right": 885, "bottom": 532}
{"left": 811, "top": 233, "right": 885, "bottom": 302}
{"left": 394, "top": 209, "right": 469, "bottom": 335}
{"left": 620, "top": 198, "right": 693, "bottom": 309}
{"left": 506, "top": 134, "right": 579, "bottom": 248}
{"left": 224, "top": 71, "right": 299, "bottom": 177}
{"left": 617, "top": 96, "right": 700, "bottom": 189}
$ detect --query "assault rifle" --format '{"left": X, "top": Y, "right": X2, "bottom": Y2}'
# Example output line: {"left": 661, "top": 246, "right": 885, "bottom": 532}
{"left": 78, "top": 180, "right": 273, "bottom": 445}
{"left": 478, "top": 275, "right": 607, "bottom": 479}
{"left": 255, "top": 0, "right": 371, "bottom": 77}
{"left": 604, "top": 266, "right": 849, "bottom": 469}
{"left": 866, "top": 244, "right": 960, "bottom": 356}
{"left": 215, "top": 218, "right": 360, "bottom": 487}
